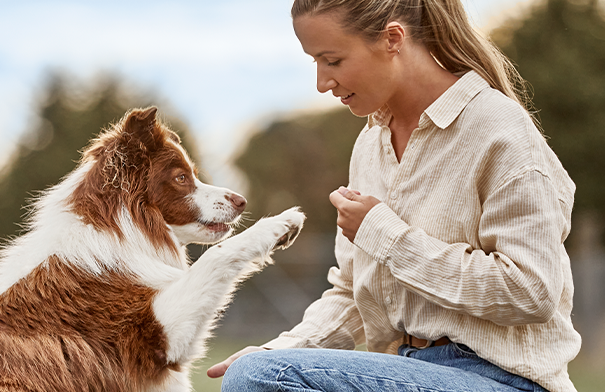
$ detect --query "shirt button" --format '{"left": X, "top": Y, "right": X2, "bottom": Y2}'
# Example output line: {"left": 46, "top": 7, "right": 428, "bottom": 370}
{"left": 385, "top": 296, "right": 392, "bottom": 304}
{"left": 390, "top": 193, "right": 397, "bottom": 200}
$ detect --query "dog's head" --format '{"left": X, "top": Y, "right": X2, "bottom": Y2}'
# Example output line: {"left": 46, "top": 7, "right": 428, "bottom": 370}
{"left": 69, "top": 107, "right": 245, "bottom": 252}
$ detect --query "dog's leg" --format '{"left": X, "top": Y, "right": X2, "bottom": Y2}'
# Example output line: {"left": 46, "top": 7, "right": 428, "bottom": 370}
{"left": 146, "top": 368, "right": 192, "bottom": 392}
{"left": 152, "top": 207, "right": 305, "bottom": 366}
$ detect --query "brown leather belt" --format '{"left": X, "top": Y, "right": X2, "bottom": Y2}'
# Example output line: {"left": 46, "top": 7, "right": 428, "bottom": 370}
{"left": 403, "top": 334, "right": 451, "bottom": 349}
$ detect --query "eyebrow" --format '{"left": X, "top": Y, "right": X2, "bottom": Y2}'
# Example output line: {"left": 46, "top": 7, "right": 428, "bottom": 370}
{"left": 312, "top": 50, "right": 337, "bottom": 58}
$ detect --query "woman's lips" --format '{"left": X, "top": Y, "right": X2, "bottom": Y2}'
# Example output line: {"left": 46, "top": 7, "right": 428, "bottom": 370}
{"left": 341, "top": 93, "right": 354, "bottom": 105}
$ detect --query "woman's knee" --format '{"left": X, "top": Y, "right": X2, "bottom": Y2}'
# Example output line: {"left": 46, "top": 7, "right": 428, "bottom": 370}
{"left": 221, "top": 350, "right": 281, "bottom": 391}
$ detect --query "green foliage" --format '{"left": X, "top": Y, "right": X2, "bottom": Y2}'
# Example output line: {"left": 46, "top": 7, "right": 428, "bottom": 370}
{"left": 0, "top": 72, "right": 201, "bottom": 241}
{"left": 491, "top": 0, "right": 605, "bottom": 244}
{"left": 235, "top": 108, "right": 367, "bottom": 233}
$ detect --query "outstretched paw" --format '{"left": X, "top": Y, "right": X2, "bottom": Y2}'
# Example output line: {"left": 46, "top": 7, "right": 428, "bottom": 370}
{"left": 273, "top": 207, "right": 305, "bottom": 250}
{"left": 275, "top": 224, "right": 301, "bottom": 250}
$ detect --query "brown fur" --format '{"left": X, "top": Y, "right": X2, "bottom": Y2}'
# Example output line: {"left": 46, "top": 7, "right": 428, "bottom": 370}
{"left": 0, "top": 256, "right": 176, "bottom": 392}
{"left": 69, "top": 107, "right": 200, "bottom": 254}
{"left": 0, "top": 108, "right": 202, "bottom": 391}
{"left": 0, "top": 107, "right": 304, "bottom": 392}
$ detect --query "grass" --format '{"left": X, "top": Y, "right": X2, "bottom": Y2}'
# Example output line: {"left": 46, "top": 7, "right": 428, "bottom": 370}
{"left": 568, "top": 358, "right": 605, "bottom": 392}
{"left": 190, "top": 338, "right": 261, "bottom": 392}
{"left": 189, "top": 339, "right": 605, "bottom": 392}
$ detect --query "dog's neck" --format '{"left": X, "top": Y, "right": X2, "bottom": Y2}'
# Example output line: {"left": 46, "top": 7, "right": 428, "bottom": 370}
{"left": 0, "top": 162, "right": 189, "bottom": 295}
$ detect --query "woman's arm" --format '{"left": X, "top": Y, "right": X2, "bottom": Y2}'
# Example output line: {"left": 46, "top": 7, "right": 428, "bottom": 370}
{"left": 262, "top": 225, "right": 365, "bottom": 350}
{"left": 331, "top": 169, "right": 569, "bottom": 326}
{"left": 207, "top": 226, "right": 365, "bottom": 378}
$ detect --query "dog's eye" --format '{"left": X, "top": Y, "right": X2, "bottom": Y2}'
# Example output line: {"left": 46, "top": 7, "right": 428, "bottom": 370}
{"left": 175, "top": 174, "right": 186, "bottom": 184}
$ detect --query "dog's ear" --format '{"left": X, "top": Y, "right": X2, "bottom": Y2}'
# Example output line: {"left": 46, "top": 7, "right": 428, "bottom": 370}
{"left": 124, "top": 107, "right": 162, "bottom": 152}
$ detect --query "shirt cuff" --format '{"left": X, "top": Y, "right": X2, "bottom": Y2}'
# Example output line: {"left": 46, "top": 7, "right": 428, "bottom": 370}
{"left": 261, "top": 335, "right": 312, "bottom": 350}
{"left": 354, "top": 202, "right": 409, "bottom": 264}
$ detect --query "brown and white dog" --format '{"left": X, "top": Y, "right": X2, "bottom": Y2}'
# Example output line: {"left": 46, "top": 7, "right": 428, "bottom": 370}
{"left": 0, "top": 107, "right": 305, "bottom": 391}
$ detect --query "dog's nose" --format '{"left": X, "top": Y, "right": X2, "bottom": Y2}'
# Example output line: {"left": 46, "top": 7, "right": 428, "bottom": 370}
{"left": 227, "top": 193, "right": 247, "bottom": 213}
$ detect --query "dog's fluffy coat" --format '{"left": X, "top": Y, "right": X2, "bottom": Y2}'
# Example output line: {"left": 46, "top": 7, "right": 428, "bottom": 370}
{"left": 0, "top": 107, "right": 305, "bottom": 391}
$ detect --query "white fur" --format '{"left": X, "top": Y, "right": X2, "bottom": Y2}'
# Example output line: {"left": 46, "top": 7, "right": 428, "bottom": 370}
{"left": 169, "top": 178, "right": 241, "bottom": 246}
{"left": 0, "top": 153, "right": 305, "bottom": 392}
{"left": 0, "top": 162, "right": 186, "bottom": 294}
{"left": 149, "top": 369, "right": 194, "bottom": 392}
{"left": 153, "top": 207, "right": 305, "bottom": 365}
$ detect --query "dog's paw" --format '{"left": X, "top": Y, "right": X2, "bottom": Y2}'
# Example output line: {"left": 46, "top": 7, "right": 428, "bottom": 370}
{"left": 272, "top": 207, "right": 305, "bottom": 250}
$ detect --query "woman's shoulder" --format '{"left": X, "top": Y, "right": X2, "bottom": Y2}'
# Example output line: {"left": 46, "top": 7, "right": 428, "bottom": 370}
{"left": 460, "top": 87, "right": 544, "bottom": 158}
{"left": 460, "top": 87, "right": 574, "bottom": 200}
{"left": 464, "top": 87, "right": 532, "bottom": 135}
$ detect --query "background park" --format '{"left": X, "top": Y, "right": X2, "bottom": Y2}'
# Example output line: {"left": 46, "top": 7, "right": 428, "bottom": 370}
{"left": 0, "top": 0, "right": 604, "bottom": 390}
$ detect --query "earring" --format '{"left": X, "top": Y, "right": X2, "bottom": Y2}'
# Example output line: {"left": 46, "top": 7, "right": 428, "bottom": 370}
{"left": 397, "top": 49, "right": 400, "bottom": 54}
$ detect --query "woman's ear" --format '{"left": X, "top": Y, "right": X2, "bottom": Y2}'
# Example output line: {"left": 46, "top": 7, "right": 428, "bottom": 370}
{"left": 384, "top": 21, "right": 405, "bottom": 55}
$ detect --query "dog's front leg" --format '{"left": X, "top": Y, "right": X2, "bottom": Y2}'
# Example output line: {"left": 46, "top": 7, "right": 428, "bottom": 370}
{"left": 152, "top": 207, "right": 305, "bottom": 366}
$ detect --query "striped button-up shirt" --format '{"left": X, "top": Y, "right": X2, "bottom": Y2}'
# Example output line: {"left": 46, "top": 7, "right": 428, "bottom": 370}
{"left": 264, "top": 71, "right": 581, "bottom": 392}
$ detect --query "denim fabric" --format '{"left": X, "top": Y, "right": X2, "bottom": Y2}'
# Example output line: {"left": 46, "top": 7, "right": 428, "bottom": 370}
{"left": 221, "top": 343, "right": 548, "bottom": 391}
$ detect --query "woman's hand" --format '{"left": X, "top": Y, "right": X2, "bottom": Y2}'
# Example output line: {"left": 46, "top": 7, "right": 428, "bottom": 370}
{"left": 207, "top": 346, "right": 268, "bottom": 378}
{"left": 329, "top": 186, "right": 381, "bottom": 242}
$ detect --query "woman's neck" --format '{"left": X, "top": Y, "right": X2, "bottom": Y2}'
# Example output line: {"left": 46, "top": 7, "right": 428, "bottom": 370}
{"left": 386, "top": 45, "right": 459, "bottom": 135}
{"left": 385, "top": 44, "right": 459, "bottom": 162}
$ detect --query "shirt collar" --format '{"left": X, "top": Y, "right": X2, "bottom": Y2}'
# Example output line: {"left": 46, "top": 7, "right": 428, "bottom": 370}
{"left": 368, "top": 71, "right": 490, "bottom": 130}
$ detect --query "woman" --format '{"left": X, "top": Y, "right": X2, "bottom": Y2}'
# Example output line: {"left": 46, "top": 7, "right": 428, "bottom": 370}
{"left": 208, "top": 0, "right": 581, "bottom": 391}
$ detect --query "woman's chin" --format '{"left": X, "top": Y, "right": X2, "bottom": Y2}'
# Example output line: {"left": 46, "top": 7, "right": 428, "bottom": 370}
{"left": 348, "top": 106, "right": 374, "bottom": 118}
{"left": 344, "top": 99, "right": 380, "bottom": 118}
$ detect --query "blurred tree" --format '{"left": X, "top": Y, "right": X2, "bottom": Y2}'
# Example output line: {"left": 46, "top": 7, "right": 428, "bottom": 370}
{"left": 235, "top": 108, "right": 367, "bottom": 233}
{"left": 491, "top": 0, "right": 605, "bottom": 247}
{"left": 0, "top": 71, "right": 202, "bottom": 241}
{"left": 228, "top": 108, "right": 366, "bottom": 336}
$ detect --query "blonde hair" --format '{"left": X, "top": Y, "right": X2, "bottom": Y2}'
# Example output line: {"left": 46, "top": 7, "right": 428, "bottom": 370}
{"left": 292, "top": 0, "right": 531, "bottom": 111}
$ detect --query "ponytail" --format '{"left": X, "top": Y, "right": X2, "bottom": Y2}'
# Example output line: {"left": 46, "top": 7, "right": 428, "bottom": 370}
{"left": 292, "top": 0, "right": 533, "bottom": 113}
{"left": 420, "top": 0, "right": 530, "bottom": 109}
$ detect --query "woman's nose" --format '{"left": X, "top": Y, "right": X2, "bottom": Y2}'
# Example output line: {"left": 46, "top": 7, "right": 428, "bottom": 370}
{"left": 316, "top": 67, "right": 337, "bottom": 93}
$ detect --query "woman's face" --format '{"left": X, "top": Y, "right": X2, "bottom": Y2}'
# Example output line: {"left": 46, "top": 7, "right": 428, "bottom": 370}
{"left": 293, "top": 13, "right": 397, "bottom": 117}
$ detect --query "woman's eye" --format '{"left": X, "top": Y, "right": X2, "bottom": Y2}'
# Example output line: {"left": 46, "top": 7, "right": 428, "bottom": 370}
{"left": 327, "top": 59, "right": 341, "bottom": 66}
{"left": 176, "top": 174, "right": 186, "bottom": 183}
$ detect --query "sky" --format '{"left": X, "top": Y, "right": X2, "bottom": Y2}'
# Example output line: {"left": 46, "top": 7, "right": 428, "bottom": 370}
{"left": 0, "top": 0, "right": 533, "bottom": 190}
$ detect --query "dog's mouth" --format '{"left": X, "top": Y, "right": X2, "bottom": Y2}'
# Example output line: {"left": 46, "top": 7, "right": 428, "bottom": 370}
{"left": 198, "top": 217, "right": 240, "bottom": 233}
{"left": 170, "top": 215, "right": 242, "bottom": 246}
{"left": 206, "top": 222, "right": 231, "bottom": 232}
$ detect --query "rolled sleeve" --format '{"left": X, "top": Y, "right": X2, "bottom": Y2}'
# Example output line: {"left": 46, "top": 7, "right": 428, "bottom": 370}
{"left": 354, "top": 202, "right": 409, "bottom": 264}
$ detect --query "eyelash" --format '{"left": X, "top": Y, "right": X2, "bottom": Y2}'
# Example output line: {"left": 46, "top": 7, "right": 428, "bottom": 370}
{"left": 312, "top": 59, "right": 341, "bottom": 67}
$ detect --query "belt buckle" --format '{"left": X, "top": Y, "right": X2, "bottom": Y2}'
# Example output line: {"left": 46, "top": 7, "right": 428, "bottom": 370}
{"left": 403, "top": 334, "right": 434, "bottom": 349}
{"left": 416, "top": 338, "right": 434, "bottom": 349}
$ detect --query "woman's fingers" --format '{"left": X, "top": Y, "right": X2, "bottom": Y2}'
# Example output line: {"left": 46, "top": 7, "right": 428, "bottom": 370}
{"left": 206, "top": 346, "right": 268, "bottom": 378}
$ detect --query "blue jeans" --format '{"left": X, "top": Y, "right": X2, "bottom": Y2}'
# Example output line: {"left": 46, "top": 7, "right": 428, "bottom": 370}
{"left": 221, "top": 343, "right": 548, "bottom": 391}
